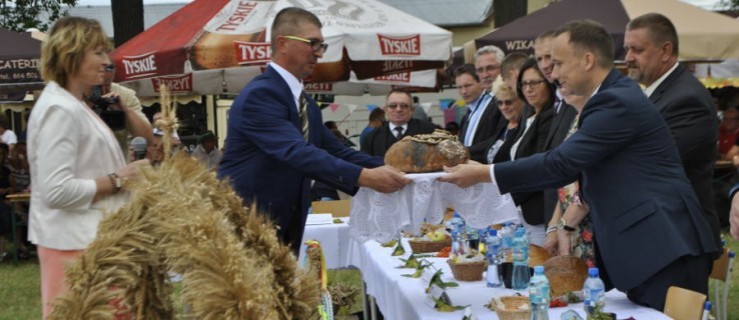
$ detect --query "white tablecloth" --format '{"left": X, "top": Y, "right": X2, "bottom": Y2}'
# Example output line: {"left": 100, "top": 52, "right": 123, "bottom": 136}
{"left": 350, "top": 172, "right": 519, "bottom": 243}
{"left": 298, "top": 217, "right": 351, "bottom": 269}
{"left": 348, "top": 238, "right": 671, "bottom": 320}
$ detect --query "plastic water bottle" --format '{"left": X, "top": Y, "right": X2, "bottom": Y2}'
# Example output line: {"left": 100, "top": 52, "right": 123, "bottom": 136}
{"left": 466, "top": 226, "right": 480, "bottom": 251}
{"left": 450, "top": 212, "right": 464, "bottom": 232}
{"left": 450, "top": 213, "right": 467, "bottom": 256}
{"left": 701, "top": 301, "right": 711, "bottom": 320}
{"left": 499, "top": 223, "right": 514, "bottom": 263}
{"left": 511, "top": 227, "right": 530, "bottom": 290}
{"left": 485, "top": 229, "right": 502, "bottom": 287}
{"left": 583, "top": 267, "right": 606, "bottom": 316}
{"left": 529, "top": 266, "right": 550, "bottom": 320}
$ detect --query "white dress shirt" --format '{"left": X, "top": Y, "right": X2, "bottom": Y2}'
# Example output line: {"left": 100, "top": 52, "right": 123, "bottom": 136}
{"left": 269, "top": 62, "right": 304, "bottom": 112}
{"left": 463, "top": 92, "right": 493, "bottom": 146}
{"left": 643, "top": 62, "right": 679, "bottom": 98}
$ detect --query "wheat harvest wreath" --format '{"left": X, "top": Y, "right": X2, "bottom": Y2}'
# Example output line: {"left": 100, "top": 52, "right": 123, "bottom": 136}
{"left": 47, "top": 154, "right": 321, "bottom": 320}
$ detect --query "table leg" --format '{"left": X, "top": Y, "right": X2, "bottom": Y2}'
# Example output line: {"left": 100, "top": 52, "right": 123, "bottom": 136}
{"left": 9, "top": 204, "right": 19, "bottom": 265}
{"left": 361, "top": 281, "right": 369, "bottom": 320}
{"left": 368, "top": 295, "right": 378, "bottom": 320}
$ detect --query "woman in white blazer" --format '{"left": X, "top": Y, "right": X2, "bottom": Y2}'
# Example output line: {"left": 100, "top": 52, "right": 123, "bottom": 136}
{"left": 28, "top": 17, "right": 149, "bottom": 317}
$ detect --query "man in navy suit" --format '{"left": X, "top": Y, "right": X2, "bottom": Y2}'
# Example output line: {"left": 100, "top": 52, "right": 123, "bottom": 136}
{"left": 440, "top": 20, "right": 719, "bottom": 311}
{"left": 456, "top": 64, "right": 507, "bottom": 163}
{"left": 535, "top": 30, "right": 580, "bottom": 246}
{"left": 624, "top": 13, "right": 720, "bottom": 243}
{"left": 218, "top": 7, "right": 410, "bottom": 254}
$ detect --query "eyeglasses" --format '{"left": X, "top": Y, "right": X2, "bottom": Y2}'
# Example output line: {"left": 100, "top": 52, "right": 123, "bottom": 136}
{"left": 283, "top": 35, "right": 328, "bottom": 52}
{"left": 496, "top": 99, "right": 516, "bottom": 106}
{"left": 476, "top": 64, "right": 501, "bottom": 74}
{"left": 386, "top": 103, "right": 411, "bottom": 110}
{"left": 519, "top": 79, "right": 547, "bottom": 89}
{"left": 105, "top": 64, "right": 115, "bottom": 72}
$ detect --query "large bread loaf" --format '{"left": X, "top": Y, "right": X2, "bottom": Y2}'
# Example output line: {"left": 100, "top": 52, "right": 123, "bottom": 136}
{"left": 384, "top": 130, "right": 469, "bottom": 173}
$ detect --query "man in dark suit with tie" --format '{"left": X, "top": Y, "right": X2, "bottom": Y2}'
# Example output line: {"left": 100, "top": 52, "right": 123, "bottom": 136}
{"left": 456, "top": 64, "right": 507, "bottom": 163}
{"left": 441, "top": 20, "right": 720, "bottom": 311}
{"left": 218, "top": 7, "right": 410, "bottom": 254}
{"left": 624, "top": 13, "right": 721, "bottom": 244}
{"left": 361, "top": 89, "right": 436, "bottom": 157}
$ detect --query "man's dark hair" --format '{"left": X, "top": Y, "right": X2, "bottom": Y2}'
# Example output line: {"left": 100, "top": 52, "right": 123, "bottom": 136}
{"left": 627, "top": 13, "right": 679, "bottom": 55}
{"left": 554, "top": 19, "right": 614, "bottom": 69}
{"left": 369, "top": 108, "right": 385, "bottom": 122}
{"left": 501, "top": 52, "right": 529, "bottom": 79}
{"left": 0, "top": 116, "right": 8, "bottom": 130}
{"left": 516, "top": 57, "right": 556, "bottom": 105}
{"left": 454, "top": 64, "right": 480, "bottom": 82}
{"left": 270, "top": 7, "right": 322, "bottom": 51}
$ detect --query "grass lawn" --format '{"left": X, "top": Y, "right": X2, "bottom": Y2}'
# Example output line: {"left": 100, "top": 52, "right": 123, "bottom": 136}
{"left": 1, "top": 232, "right": 738, "bottom": 319}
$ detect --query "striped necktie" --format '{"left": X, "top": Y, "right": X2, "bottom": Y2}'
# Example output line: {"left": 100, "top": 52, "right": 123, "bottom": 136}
{"left": 299, "top": 91, "right": 309, "bottom": 141}
{"left": 394, "top": 126, "right": 404, "bottom": 139}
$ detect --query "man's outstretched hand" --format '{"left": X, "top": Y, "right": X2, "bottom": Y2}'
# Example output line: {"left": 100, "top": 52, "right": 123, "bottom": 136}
{"left": 358, "top": 165, "right": 411, "bottom": 193}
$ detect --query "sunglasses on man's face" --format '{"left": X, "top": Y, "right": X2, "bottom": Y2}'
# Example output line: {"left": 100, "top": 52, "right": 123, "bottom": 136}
{"left": 386, "top": 103, "right": 412, "bottom": 110}
{"left": 496, "top": 99, "right": 516, "bottom": 106}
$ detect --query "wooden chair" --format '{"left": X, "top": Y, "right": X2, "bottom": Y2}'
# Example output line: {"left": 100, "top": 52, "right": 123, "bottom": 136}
{"left": 663, "top": 286, "right": 707, "bottom": 320}
{"left": 311, "top": 199, "right": 352, "bottom": 217}
{"left": 710, "top": 248, "right": 735, "bottom": 320}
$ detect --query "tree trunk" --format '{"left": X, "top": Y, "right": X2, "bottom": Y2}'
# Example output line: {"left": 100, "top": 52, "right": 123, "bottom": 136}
{"left": 111, "top": 0, "right": 144, "bottom": 47}
{"left": 494, "top": 0, "right": 528, "bottom": 28}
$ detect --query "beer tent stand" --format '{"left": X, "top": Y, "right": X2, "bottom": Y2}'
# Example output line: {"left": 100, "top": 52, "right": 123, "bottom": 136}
{"left": 111, "top": 0, "right": 452, "bottom": 96}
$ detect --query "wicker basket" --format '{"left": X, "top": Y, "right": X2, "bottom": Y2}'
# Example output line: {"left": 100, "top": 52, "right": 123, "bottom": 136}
{"left": 446, "top": 259, "right": 486, "bottom": 281}
{"left": 487, "top": 296, "right": 531, "bottom": 320}
{"left": 408, "top": 239, "right": 450, "bottom": 253}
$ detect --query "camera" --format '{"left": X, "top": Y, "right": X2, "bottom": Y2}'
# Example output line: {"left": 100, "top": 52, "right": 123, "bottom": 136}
{"left": 89, "top": 86, "right": 126, "bottom": 131}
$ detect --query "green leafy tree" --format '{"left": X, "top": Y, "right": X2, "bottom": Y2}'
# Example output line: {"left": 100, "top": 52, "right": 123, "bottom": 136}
{"left": 0, "top": 0, "right": 78, "bottom": 32}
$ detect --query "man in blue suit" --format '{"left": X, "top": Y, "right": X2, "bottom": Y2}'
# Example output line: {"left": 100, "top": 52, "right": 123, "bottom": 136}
{"left": 218, "top": 7, "right": 410, "bottom": 254}
{"left": 440, "top": 20, "right": 719, "bottom": 311}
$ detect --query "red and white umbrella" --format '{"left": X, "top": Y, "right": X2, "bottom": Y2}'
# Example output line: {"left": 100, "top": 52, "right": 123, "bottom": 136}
{"left": 111, "top": 0, "right": 452, "bottom": 96}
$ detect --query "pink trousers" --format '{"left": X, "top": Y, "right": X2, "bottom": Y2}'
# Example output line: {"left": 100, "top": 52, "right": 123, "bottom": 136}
{"left": 37, "top": 245, "right": 83, "bottom": 318}
{"left": 37, "top": 246, "right": 132, "bottom": 319}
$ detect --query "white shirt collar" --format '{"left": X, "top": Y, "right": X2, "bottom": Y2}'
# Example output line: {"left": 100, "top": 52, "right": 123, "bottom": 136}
{"left": 269, "top": 62, "right": 304, "bottom": 109}
{"left": 389, "top": 122, "right": 408, "bottom": 132}
{"left": 589, "top": 85, "right": 602, "bottom": 98}
{"left": 644, "top": 62, "right": 679, "bottom": 98}
{"left": 469, "top": 92, "right": 489, "bottom": 112}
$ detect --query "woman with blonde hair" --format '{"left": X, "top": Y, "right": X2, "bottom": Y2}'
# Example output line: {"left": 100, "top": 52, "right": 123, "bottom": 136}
{"left": 486, "top": 76, "right": 524, "bottom": 164}
{"left": 28, "top": 17, "right": 148, "bottom": 317}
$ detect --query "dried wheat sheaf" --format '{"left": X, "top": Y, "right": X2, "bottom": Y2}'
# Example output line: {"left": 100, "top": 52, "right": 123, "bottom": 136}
{"left": 49, "top": 154, "right": 320, "bottom": 320}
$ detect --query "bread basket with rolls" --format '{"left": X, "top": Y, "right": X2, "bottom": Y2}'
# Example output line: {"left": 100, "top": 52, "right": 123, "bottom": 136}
{"left": 446, "top": 253, "right": 486, "bottom": 281}
{"left": 486, "top": 295, "right": 531, "bottom": 320}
